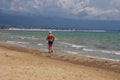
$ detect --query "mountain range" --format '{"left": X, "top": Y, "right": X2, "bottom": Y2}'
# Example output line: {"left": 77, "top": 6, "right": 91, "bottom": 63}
{"left": 0, "top": 12, "right": 120, "bottom": 30}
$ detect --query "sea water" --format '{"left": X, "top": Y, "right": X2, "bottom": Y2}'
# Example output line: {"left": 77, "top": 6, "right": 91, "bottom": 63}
{"left": 0, "top": 29, "right": 120, "bottom": 61}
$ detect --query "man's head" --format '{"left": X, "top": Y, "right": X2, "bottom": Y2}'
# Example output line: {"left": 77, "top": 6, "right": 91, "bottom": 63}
{"left": 49, "top": 30, "right": 52, "bottom": 34}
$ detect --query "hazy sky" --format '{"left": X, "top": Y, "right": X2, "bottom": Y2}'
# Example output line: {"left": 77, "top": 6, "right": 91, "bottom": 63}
{"left": 0, "top": 0, "right": 120, "bottom": 20}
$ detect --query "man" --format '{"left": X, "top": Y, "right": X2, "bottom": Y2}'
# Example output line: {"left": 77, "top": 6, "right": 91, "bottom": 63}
{"left": 46, "top": 31, "right": 55, "bottom": 53}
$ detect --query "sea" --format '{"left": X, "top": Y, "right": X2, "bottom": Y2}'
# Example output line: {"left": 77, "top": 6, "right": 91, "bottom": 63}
{"left": 0, "top": 29, "right": 120, "bottom": 61}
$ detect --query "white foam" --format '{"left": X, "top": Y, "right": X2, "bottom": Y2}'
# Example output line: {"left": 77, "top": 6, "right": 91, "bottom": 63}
{"left": 100, "top": 50, "right": 120, "bottom": 55}
{"left": 114, "top": 52, "right": 120, "bottom": 55}
{"left": 58, "top": 42, "right": 84, "bottom": 49}
{"left": 58, "top": 42, "right": 72, "bottom": 45}
{"left": 62, "top": 50, "right": 79, "bottom": 54}
{"left": 17, "top": 42, "right": 29, "bottom": 44}
{"left": 55, "top": 38, "right": 59, "bottom": 40}
{"left": 37, "top": 43, "right": 43, "bottom": 46}
{"left": 83, "top": 48, "right": 97, "bottom": 52}
{"left": 62, "top": 50, "right": 120, "bottom": 61}
{"left": 19, "top": 36, "right": 30, "bottom": 39}
{"left": 71, "top": 45, "right": 84, "bottom": 49}
{"left": 32, "top": 37, "right": 38, "bottom": 40}
{"left": 7, "top": 41, "right": 17, "bottom": 44}
{"left": 31, "top": 36, "right": 38, "bottom": 40}
{"left": 19, "top": 36, "right": 38, "bottom": 40}
{"left": 7, "top": 40, "right": 29, "bottom": 45}
{"left": 83, "top": 48, "right": 120, "bottom": 56}
{"left": 101, "top": 50, "right": 114, "bottom": 54}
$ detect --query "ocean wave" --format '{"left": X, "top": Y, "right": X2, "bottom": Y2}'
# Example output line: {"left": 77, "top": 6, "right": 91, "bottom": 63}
{"left": 115, "top": 52, "right": 120, "bottom": 55}
{"left": 99, "top": 50, "right": 120, "bottom": 55}
{"left": 19, "top": 36, "right": 38, "bottom": 40}
{"left": 6, "top": 40, "right": 29, "bottom": 45}
{"left": 31, "top": 36, "right": 38, "bottom": 40}
{"left": 58, "top": 42, "right": 73, "bottom": 45}
{"left": 62, "top": 50, "right": 79, "bottom": 54}
{"left": 58, "top": 42, "right": 84, "bottom": 49}
{"left": 55, "top": 38, "right": 59, "bottom": 40}
{"left": 37, "top": 43, "right": 44, "bottom": 46}
{"left": 71, "top": 45, "right": 84, "bottom": 49}
{"left": 32, "top": 37, "right": 38, "bottom": 40}
{"left": 6, "top": 41, "right": 16, "bottom": 44}
{"left": 19, "top": 36, "right": 31, "bottom": 40}
{"left": 83, "top": 48, "right": 120, "bottom": 55}
{"left": 62, "top": 50, "right": 120, "bottom": 61}
{"left": 83, "top": 48, "right": 97, "bottom": 52}
{"left": 101, "top": 50, "right": 114, "bottom": 54}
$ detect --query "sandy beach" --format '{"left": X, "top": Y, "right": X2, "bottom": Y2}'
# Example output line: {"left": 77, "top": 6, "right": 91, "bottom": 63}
{"left": 0, "top": 43, "right": 120, "bottom": 80}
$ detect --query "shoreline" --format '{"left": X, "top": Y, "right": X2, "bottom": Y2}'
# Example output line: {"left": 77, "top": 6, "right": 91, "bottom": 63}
{"left": 3, "top": 40, "right": 120, "bottom": 62}
{"left": 0, "top": 42, "right": 120, "bottom": 73}
{"left": 0, "top": 29, "right": 120, "bottom": 61}
{"left": 6, "top": 28, "right": 106, "bottom": 32}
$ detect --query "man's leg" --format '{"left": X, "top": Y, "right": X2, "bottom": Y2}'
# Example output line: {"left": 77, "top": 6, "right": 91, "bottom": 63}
{"left": 48, "top": 41, "right": 53, "bottom": 53}
{"left": 50, "top": 44, "right": 52, "bottom": 53}
{"left": 48, "top": 44, "right": 52, "bottom": 53}
{"left": 48, "top": 44, "right": 51, "bottom": 53}
{"left": 51, "top": 44, "right": 53, "bottom": 53}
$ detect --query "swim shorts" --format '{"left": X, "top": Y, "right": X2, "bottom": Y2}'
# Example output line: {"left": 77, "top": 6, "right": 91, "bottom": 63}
{"left": 48, "top": 41, "right": 53, "bottom": 44}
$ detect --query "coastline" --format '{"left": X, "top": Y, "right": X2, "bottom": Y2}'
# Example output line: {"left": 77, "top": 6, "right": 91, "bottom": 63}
{"left": 6, "top": 28, "right": 107, "bottom": 32}
{"left": 0, "top": 42, "right": 120, "bottom": 73}
{"left": 0, "top": 29, "right": 120, "bottom": 61}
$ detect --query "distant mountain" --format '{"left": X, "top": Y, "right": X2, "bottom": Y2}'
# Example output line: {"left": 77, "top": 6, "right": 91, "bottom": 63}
{"left": 0, "top": 12, "right": 120, "bottom": 30}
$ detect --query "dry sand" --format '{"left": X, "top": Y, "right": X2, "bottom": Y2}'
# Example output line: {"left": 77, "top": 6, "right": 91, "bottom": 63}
{"left": 0, "top": 43, "right": 120, "bottom": 80}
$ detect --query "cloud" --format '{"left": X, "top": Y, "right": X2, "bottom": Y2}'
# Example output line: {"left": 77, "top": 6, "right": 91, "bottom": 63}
{"left": 81, "top": 0, "right": 120, "bottom": 20}
{"left": 84, "top": 7, "right": 120, "bottom": 20}
{"left": 0, "top": 0, "right": 120, "bottom": 20}
{"left": 0, "top": 0, "right": 89, "bottom": 15}
{"left": 57, "top": 0, "right": 89, "bottom": 14}
{"left": 110, "top": 0, "right": 120, "bottom": 9}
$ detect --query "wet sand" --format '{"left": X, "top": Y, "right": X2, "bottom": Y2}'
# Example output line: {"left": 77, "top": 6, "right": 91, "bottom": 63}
{"left": 0, "top": 43, "right": 120, "bottom": 80}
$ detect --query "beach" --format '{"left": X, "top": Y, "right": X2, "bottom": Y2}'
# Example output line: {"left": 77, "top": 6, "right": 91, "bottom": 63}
{"left": 0, "top": 43, "right": 120, "bottom": 80}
